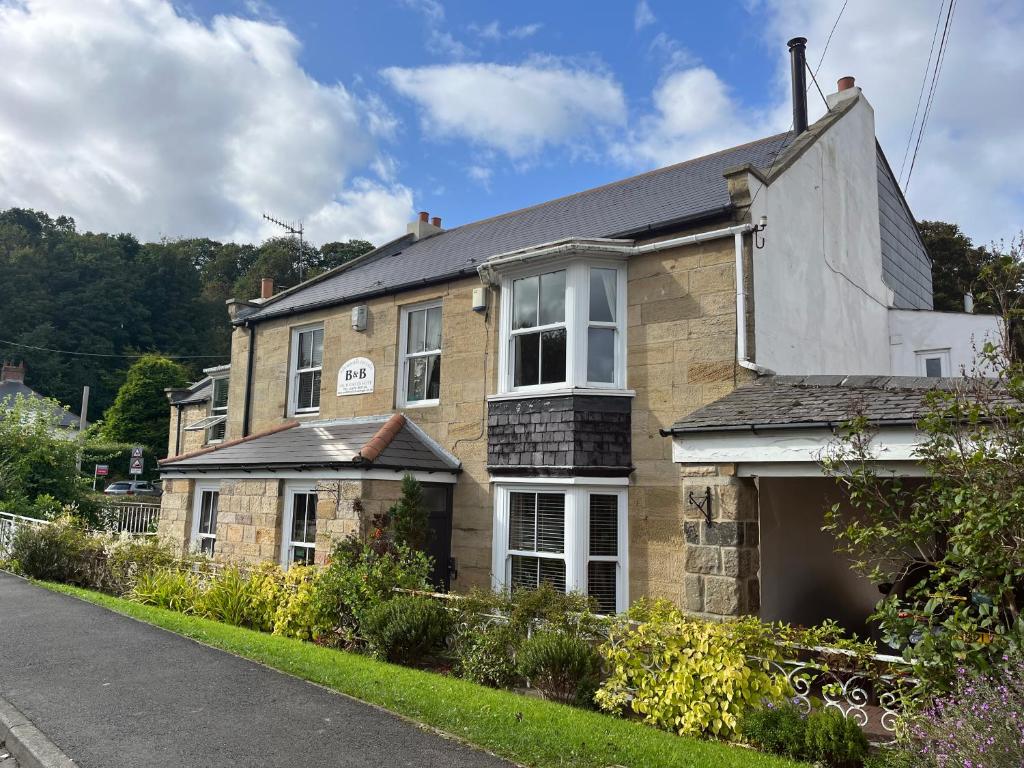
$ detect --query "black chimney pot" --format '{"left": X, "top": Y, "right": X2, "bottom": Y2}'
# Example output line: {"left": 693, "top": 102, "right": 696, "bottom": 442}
{"left": 788, "top": 37, "right": 808, "bottom": 134}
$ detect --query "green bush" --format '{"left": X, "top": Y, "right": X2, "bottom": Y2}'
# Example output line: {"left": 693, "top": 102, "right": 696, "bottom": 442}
{"left": 131, "top": 568, "right": 202, "bottom": 613}
{"left": 361, "top": 594, "right": 451, "bottom": 664}
{"left": 454, "top": 622, "right": 520, "bottom": 688}
{"left": 310, "top": 540, "right": 432, "bottom": 641}
{"left": 595, "top": 599, "right": 792, "bottom": 740}
{"left": 273, "top": 565, "right": 329, "bottom": 640}
{"left": 517, "top": 630, "right": 602, "bottom": 706}
{"left": 199, "top": 567, "right": 251, "bottom": 626}
{"left": 245, "top": 562, "right": 287, "bottom": 632}
{"left": 450, "top": 585, "right": 607, "bottom": 690}
{"left": 740, "top": 703, "right": 808, "bottom": 759}
{"left": 106, "top": 537, "right": 175, "bottom": 595}
{"left": 803, "top": 708, "right": 869, "bottom": 768}
{"left": 9, "top": 515, "right": 108, "bottom": 587}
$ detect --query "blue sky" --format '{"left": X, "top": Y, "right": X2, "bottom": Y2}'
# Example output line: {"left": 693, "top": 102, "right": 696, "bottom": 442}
{"left": 0, "top": 0, "right": 1020, "bottom": 247}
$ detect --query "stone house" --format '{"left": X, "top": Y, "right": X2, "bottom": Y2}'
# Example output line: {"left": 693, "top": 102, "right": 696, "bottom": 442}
{"left": 157, "top": 41, "right": 998, "bottom": 626}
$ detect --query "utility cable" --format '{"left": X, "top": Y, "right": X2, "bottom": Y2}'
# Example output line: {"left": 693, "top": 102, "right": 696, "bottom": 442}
{"left": 0, "top": 338, "right": 226, "bottom": 360}
{"left": 898, "top": 0, "right": 947, "bottom": 184}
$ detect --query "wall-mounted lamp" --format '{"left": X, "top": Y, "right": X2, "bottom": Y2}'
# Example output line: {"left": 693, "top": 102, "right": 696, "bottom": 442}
{"left": 351, "top": 305, "right": 367, "bottom": 332}
{"left": 754, "top": 215, "right": 768, "bottom": 250}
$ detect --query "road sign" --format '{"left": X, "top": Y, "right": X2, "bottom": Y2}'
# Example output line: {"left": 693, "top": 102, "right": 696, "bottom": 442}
{"left": 131, "top": 446, "right": 144, "bottom": 459}
{"left": 95, "top": 465, "right": 109, "bottom": 476}
{"left": 129, "top": 457, "right": 144, "bottom": 475}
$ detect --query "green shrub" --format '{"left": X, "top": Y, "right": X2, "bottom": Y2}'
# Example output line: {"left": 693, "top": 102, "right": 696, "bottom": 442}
{"left": 803, "top": 708, "right": 869, "bottom": 768}
{"left": 595, "top": 599, "right": 792, "bottom": 740}
{"left": 131, "top": 568, "right": 202, "bottom": 613}
{"left": 740, "top": 703, "right": 808, "bottom": 759}
{"left": 517, "top": 630, "right": 602, "bottom": 706}
{"left": 361, "top": 594, "right": 451, "bottom": 664}
{"left": 245, "top": 562, "right": 287, "bottom": 632}
{"left": 450, "top": 585, "right": 607, "bottom": 690}
{"left": 199, "top": 567, "right": 251, "bottom": 626}
{"left": 106, "top": 537, "right": 175, "bottom": 595}
{"left": 10, "top": 515, "right": 108, "bottom": 587}
{"left": 273, "top": 565, "right": 329, "bottom": 640}
{"left": 454, "top": 622, "right": 520, "bottom": 688}
{"left": 310, "top": 540, "right": 432, "bottom": 640}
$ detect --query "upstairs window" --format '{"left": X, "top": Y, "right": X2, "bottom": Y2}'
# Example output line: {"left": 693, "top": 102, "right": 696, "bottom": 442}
{"left": 399, "top": 301, "right": 443, "bottom": 406}
{"left": 290, "top": 326, "right": 323, "bottom": 415}
{"left": 207, "top": 376, "right": 229, "bottom": 443}
{"left": 499, "top": 260, "right": 626, "bottom": 393}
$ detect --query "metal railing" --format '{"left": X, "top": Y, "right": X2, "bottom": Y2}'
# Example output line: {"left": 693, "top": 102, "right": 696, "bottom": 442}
{"left": 101, "top": 502, "right": 161, "bottom": 535}
{"left": 0, "top": 511, "right": 51, "bottom": 558}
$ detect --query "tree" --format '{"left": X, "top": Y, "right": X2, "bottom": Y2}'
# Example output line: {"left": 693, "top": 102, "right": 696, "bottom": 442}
{"left": 919, "top": 220, "right": 993, "bottom": 313}
{"left": 317, "top": 239, "right": 374, "bottom": 271}
{"left": 389, "top": 474, "right": 429, "bottom": 551}
{"left": 0, "top": 395, "right": 95, "bottom": 519}
{"left": 100, "top": 355, "right": 189, "bottom": 459}
{"left": 822, "top": 232, "right": 1024, "bottom": 687}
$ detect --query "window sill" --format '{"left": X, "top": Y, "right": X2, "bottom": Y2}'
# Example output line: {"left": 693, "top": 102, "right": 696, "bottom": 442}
{"left": 399, "top": 399, "right": 440, "bottom": 409}
{"left": 487, "top": 387, "right": 635, "bottom": 403}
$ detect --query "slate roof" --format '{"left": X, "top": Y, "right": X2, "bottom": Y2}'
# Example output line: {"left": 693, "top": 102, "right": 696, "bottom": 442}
{"left": 170, "top": 377, "right": 214, "bottom": 406}
{"left": 666, "top": 375, "right": 1010, "bottom": 434}
{"left": 244, "top": 133, "right": 795, "bottom": 322}
{"left": 159, "top": 414, "right": 461, "bottom": 474}
{"left": 0, "top": 380, "right": 82, "bottom": 428}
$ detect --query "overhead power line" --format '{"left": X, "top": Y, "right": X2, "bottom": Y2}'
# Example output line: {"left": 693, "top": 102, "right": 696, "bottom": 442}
{"left": 903, "top": 0, "right": 958, "bottom": 192}
{"left": 898, "top": 0, "right": 947, "bottom": 183}
{"left": 812, "top": 0, "right": 849, "bottom": 78}
{"left": 0, "top": 338, "right": 225, "bottom": 360}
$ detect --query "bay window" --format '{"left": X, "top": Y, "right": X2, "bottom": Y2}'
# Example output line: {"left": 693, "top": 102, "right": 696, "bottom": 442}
{"left": 498, "top": 259, "right": 626, "bottom": 393}
{"left": 493, "top": 483, "right": 627, "bottom": 614}
{"left": 289, "top": 325, "right": 323, "bottom": 415}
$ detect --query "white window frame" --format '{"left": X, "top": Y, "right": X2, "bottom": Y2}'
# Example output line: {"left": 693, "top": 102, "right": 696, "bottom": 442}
{"left": 496, "top": 257, "right": 628, "bottom": 395}
{"left": 190, "top": 480, "right": 221, "bottom": 556}
{"left": 281, "top": 482, "right": 319, "bottom": 568}
{"left": 288, "top": 324, "right": 324, "bottom": 416}
{"left": 207, "top": 375, "right": 229, "bottom": 444}
{"left": 397, "top": 299, "right": 443, "bottom": 408}
{"left": 491, "top": 482, "right": 628, "bottom": 614}
{"left": 915, "top": 348, "right": 951, "bottom": 378}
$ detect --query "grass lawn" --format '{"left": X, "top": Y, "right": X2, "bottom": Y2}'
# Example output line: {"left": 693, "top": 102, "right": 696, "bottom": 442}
{"left": 40, "top": 581, "right": 806, "bottom": 768}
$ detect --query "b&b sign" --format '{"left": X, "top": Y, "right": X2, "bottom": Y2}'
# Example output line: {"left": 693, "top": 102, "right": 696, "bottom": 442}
{"left": 337, "top": 357, "right": 375, "bottom": 396}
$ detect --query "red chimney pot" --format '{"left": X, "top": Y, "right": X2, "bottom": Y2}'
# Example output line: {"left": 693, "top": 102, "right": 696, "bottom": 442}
{"left": 837, "top": 76, "right": 856, "bottom": 92}
{"left": 260, "top": 277, "right": 274, "bottom": 300}
{"left": 418, "top": 211, "right": 429, "bottom": 222}
{"left": 431, "top": 216, "right": 441, "bottom": 228}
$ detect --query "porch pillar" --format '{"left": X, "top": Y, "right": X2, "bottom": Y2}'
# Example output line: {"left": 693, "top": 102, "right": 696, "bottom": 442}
{"left": 680, "top": 464, "right": 760, "bottom": 618}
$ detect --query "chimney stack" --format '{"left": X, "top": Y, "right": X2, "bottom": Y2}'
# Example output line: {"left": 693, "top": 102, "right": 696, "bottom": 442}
{"left": 407, "top": 210, "right": 445, "bottom": 241}
{"left": 788, "top": 37, "right": 808, "bottom": 134}
{"left": 1, "top": 360, "right": 26, "bottom": 383}
{"left": 260, "top": 277, "right": 274, "bottom": 300}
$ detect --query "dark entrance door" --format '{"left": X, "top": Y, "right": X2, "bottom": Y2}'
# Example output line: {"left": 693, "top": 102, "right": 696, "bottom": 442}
{"left": 422, "top": 483, "right": 453, "bottom": 591}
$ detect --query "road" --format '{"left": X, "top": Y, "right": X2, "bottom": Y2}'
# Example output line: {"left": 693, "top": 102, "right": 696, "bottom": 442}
{"left": 0, "top": 572, "right": 512, "bottom": 767}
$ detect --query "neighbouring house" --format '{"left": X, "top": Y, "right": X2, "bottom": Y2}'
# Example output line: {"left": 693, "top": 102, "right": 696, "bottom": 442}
{"left": 156, "top": 38, "right": 1000, "bottom": 628}
{"left": 165, "top": 364, "right": 230, "bottom": 457}
{"left": 0, "top": 360, "right": 85, "bottom": 436}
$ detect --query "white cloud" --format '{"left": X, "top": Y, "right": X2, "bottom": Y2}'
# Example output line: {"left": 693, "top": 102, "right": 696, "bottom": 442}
{"left": 400, "top": 0, "right": 477, "bottom": 59}
{"left": 467, "top": 164, "right": 493, "bottom": 190}
{"left": 470, "top": 20, "right": 543, "bottom": 40}
{"left": 613, "top": 67, "right": 776, "bottom": 167}
{"left": 382, "top": 62, "right": 627, "bottom": 157}
{"left": 634, "top": 0, "right": 656, "bottom": 31}
{"left": 0, "top": 0, "right": 413, "bottom": 246}
{"left": 757, "top": 0, "right": 1024, "bottom": 243}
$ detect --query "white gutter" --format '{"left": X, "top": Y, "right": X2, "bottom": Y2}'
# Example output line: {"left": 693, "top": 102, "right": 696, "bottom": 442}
{"left": 477, "top": 221, "right": 770, "bottom": 374}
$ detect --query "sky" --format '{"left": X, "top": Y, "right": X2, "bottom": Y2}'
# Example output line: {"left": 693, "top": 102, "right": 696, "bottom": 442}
{"left": 0, "top": 0, "right": 1021, "bottom": 249}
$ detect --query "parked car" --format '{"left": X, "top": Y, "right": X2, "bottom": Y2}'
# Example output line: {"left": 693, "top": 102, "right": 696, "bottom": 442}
{"left": 103, "top": 480, "right": 162, "bottom": 498}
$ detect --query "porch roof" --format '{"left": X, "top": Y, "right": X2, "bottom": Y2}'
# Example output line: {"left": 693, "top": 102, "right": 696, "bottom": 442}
{"left": 665, "top": 375, "right": 987, "bottom": 435}
{"left": 158, "top": 413, "right": 461, "bottom": 475}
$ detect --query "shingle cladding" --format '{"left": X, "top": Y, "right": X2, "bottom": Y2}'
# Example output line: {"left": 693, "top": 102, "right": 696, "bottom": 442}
{"left": 487, "top": 395, "right": 632, "bottom": 476}
{"left": 877, "top": 146, "right": 933, "bottom": 310}
{"left": 668, "top": 375, "right": 998, "bottom": 433}
{"left": 245, "top": 134, "right": 793, "bottom": 322}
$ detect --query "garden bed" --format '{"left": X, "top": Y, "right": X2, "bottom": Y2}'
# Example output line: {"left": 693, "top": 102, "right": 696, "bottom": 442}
{"left": 37, "top": 580, "right": 806, "bottom": 768}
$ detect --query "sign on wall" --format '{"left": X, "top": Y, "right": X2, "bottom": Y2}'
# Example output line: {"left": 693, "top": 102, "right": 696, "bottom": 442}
{"left": 337, "top": 357, "right": 375, "bottom": 396}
